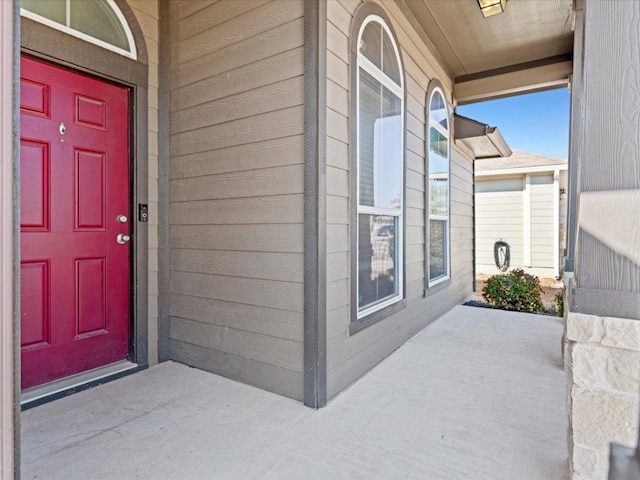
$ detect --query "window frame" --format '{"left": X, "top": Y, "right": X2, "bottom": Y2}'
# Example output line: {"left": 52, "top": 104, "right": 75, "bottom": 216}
{"left": 350, "top": 9, "right": 406, "bottom": 333}
{"left": 426, "top": 85, "right": 451, "bottom": 288}
{"left": 20, "top": 0, "right": 137, "bottom": 60}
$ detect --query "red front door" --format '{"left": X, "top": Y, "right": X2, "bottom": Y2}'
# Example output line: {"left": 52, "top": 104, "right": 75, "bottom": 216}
{"left": 20, "top": 56, "right": 131, "bottom": 390}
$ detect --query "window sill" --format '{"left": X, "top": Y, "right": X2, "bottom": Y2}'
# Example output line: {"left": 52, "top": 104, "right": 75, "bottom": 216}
{"left": 349, "top": 299, "right": 407, "bottom": 336}
{"left": 424, "top": 277, "right": 451, "bottom": 297}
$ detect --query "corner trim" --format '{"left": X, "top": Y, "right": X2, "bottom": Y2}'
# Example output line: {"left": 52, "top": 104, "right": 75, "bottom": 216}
{"left": 523, "top": 174, "right": 532, "bottom": 267}
{"left": 303, "top": 0, "right": 327, "bottom": 409}
{"left": 565, "top": 8, "right": 585, "bottom": 274}
{"left": 553, "top": 169, "right": 560, "bottom": 277}
{"left": 157, "top": 0, "right": 170, "bottom": 363}
{"left": 472, "top": 146, "right": 477, "bottom": 293}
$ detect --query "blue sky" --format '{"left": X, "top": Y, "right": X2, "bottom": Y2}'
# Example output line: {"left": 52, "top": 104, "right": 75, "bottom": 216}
{"left": 456, "top": 88, "right": 570, "bottom": 159}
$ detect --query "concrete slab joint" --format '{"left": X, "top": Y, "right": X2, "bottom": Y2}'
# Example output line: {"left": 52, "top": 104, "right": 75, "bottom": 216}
{"left": 565, "top": 311, "right": 640, "bottom": 480}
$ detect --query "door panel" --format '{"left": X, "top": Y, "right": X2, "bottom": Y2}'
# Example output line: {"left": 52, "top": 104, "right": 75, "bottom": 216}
{"left": 76, "top": 257, "right": 107, "bottom": 336}
{"left": 20, "top": 140, "right": 50, "bottom": 230}
{"left": 20, "top": 261, "right": 50, "bottom": 349}
{"left": 75, "top": 149, "right": 107, "bottom": 229}
{"left": 20, "top": 56, "right": 130, "bottom": 390}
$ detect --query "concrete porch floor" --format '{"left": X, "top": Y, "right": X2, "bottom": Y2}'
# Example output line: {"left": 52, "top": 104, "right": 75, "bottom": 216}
{"left": 21, "top": 306, "right": 569, "bottom": 479}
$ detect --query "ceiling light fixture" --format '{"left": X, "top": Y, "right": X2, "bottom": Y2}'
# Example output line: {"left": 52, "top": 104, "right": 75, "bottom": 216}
{"left": 477, "top": 0, "right": 507, "bottom": 18}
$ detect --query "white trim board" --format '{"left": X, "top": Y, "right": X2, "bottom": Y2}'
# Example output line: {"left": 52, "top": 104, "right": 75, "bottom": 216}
{"left": 523, "top": 174, "right": 532, "bottom": 267}
{"left": 553, "top": 169, "right": 560, "bottom": 277}
{"left": 476, "top": 164, "right": 567, "bottom": 177}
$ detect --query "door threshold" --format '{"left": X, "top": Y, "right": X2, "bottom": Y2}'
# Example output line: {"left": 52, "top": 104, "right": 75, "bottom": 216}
{"left": 21, "top": 360, "right": 142, "bottom": 410}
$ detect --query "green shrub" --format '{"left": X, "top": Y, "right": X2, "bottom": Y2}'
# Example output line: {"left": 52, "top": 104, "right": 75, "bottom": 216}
{"left": 555, "top": 289, "right": 564, "bottom": 317}
{"left": 482, "top": 269, "right": 543, "bottom": 313}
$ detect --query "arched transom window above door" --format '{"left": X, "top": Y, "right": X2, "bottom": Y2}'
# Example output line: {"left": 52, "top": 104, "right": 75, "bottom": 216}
{"left": 21, "top": 0, "right": 137, "bottom": 59}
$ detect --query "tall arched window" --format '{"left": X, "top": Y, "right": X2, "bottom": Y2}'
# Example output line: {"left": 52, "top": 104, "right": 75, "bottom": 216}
{"left": 21, "top": 0, "right": 137, "bottom": 59}
{"left": 427, "top": 87, "right": 450, "bottom": 285}
{"left": 355, "top": 15, "right": 404, "bottom": 321}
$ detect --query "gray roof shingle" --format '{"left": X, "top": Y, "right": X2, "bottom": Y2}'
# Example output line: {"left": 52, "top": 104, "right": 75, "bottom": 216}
{"left": 475, "top": 150, "right": 567, "bottom": 171}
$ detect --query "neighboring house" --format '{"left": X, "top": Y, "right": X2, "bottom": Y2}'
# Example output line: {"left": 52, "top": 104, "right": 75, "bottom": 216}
{"left": 475, "top": 150, "right": 568, "bottom": 278}
{"left": 0, "top": 1, "right": 639, "bottom": 480}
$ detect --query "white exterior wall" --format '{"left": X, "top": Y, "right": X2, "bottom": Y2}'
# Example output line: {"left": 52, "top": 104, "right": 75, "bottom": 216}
{"left": 476, "top": 176, "right": 525, "bottom": 270}
{"left": 529, "top": 174, "right": 555, "bottom": 268}
{"left": 476, "top": 170, "right": 565, "bottom": 278}
{"left": 559, "top": 169, "right": 568, "bottom": 265}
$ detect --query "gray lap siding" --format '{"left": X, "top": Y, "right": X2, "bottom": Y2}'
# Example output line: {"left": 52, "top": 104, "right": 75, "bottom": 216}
{"left": 168, "top": 0, "right": 306, "bottom": 400}
{"left": 325, "top": 0, "right": 474, "bottom": 400}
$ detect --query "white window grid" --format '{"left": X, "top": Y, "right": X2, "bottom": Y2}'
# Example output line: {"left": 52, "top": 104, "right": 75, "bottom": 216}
{"left": 20, "top": 0, "right": 137, "bottom": 60}
{"left": 356, "top": 15, "right": 405, "bottom": 319}
{"left": 427, "top": 88, "right": 451, "bottom": 287}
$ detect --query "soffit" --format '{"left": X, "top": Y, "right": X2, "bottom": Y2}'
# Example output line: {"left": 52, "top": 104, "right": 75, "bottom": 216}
{"left": 405, "top": 0, "right": 574, "bottom": 78}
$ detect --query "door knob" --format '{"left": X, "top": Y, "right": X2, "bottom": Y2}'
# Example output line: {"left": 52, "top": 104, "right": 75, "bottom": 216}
{"left": 116, "top": 233, "right": 130, "bottom": 244}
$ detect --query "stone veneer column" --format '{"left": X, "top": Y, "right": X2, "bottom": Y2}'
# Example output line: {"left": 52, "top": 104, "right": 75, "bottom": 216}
{"left": 566, "top": 312, "right": 640, "bottom": 479}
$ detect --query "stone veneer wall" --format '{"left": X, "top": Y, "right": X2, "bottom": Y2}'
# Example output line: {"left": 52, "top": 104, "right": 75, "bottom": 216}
{"left": 565, "top": 311, "right": 640, "bottom": 479}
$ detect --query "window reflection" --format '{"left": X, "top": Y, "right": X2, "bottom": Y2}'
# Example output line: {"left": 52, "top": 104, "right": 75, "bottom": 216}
{"left": 359, "top": 22, "right": 382, "bottom": 69}
{"left": 358, "top": 215, "right": 397, "bottom": 308}
{"left": 427, "top": 89, "right": 449, "bottom": 284}
{"left": 359, "top": 69, "right": 402, "bottom": 210}
{"left": 357, "top": 16, "right": 403, "bottom": 316}
{"left": 429, "top": 129, "right": 449, "bottom": 217}
{"left": 429, "top": 219, "right": 446, "bottom": 279}
{"left": 430, "top": 91, "right": 448, "bottom": 129}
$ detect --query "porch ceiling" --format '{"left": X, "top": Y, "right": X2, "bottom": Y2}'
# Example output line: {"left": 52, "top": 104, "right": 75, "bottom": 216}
{"left": 406, "top": 0, "right": 574, "bottom": 103}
